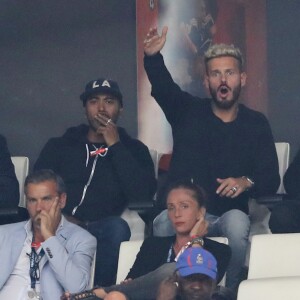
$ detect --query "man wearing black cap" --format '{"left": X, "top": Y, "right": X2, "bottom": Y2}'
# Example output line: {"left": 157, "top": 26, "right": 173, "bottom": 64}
{"left": 34, "top": 78, "right": 157, "bottom": 286}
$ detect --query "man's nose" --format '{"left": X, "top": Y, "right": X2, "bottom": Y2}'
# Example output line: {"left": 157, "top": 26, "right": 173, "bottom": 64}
{"left": 97, "top": 100, "right": 105, "bottom": 111}
{"left": 220, "top": 73, "right": 227, "bottom": 82}
{"left": 36, "top": 200, "right": 43, "bottom": 211}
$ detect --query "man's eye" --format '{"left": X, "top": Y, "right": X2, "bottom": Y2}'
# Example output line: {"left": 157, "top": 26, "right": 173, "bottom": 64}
{"left": 43, "top": 197, "right": 52, "bottom": 201}
{"left": 105, "top": 99, "right": 115, "bottom": 104}
{"left": 88, "top": 99, "right": 97, "bottom": 104}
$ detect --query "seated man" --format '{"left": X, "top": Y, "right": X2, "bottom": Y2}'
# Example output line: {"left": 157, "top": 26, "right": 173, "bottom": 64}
{"left": 34, "top": 78, "right": 156, "bottom": 285}
{"left": 158, "top": 247, "right": 236, "bottom": 300}
{"left": 269, "top": 146, "right": 300, "bottom": 233}
{"left": 0, "top": 134, "right": 19, "bottom": 213}
{"left": 0, "top": 169, "right": 96, "bottom": 300}
{"left": 157, "top": 247, "right": 218, "bottom": 300}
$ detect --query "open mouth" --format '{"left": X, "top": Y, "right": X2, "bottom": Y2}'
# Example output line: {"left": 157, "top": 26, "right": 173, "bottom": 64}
{"left": 218, "top": 85, "right": 230, "bottom": 98}
{"left": 220, "top": 86, "right": 229, "bottom": 94}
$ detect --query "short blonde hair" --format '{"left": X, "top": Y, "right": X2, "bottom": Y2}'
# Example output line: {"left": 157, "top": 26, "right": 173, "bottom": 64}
{"left": 204, "top": 43, "right": 244, "bottom": 71}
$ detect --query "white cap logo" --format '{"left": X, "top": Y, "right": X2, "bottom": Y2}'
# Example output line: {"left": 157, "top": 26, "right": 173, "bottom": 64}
{"left": 101, "top": 80, "right": 111, "bottom": 88}
{"left": 92, "top": 80, "right": 111, "bottom": 89}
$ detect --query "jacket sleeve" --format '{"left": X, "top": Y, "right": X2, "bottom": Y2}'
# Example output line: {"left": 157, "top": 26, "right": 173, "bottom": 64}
{"left": 247, "top": 115, "right": 280, "bottom": 198}
{"left": 34, "top": 139, "right": 61, "bottom": 172}
{"left": 42, "top": 228, "right": 97, "bottom": 293}
{"left": 0, "top": 135, "right": 20, "bottom": 208}
{"left": 126, "top": 237, "right": 159, "bottom": 279}
{"left": 108, "top": 140, "right": 157, "bottom": 205}
{"left": 283, "top": 148, "right": 300, "bottom": 198}
{"left": 203, "top": 238, "right": 231, "bottom": 284}
{"left": 144, "top": 53, "right": 196, "bottom": 126}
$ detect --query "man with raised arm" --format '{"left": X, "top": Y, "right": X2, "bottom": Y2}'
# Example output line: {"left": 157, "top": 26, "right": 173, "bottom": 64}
{"left": 143, "top": 26, "right": 280, "bottom": 290}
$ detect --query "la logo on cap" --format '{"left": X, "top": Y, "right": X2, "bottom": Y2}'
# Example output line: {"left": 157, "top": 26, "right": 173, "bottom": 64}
{"left": 92, "top": 80, "right": 111, "bottom": 89}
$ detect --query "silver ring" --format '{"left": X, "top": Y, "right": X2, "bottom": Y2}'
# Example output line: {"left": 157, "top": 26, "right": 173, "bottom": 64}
{"left": 231, "top": 186, "right": 238, "bottom": 193}
{"left": 106, "top": 119, "right": 112, "bottom": 125}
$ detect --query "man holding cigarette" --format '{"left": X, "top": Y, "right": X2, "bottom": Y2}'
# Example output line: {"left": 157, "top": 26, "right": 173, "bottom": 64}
{"left": 34, "top": 79, "right": 156, "bottom": 286}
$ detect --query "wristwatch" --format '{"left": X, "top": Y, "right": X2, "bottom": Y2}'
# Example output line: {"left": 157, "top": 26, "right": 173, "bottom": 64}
{"left": 190, "top": 237, "right": 204, "bottom": 247}
{"left": 243, "top": 176, "right": 255, "bottom": 190}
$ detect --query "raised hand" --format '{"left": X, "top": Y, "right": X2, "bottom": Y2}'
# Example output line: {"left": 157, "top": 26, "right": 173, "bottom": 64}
{"left": 190, "top": 215, "right": 208, "bottom": 238}
{"left": 37, "top": 197, "right": 62, "bottom": 241}
{"left": 144, "top": 26, "right": 168, "bottom": 56}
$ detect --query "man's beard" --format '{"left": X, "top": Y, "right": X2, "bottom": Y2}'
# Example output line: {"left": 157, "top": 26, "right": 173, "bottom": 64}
{"left": 88, "top": 118, "right": 102, "bottom": 133}
{"left": 210, "top": 83, "right": 241, "bottom": 110}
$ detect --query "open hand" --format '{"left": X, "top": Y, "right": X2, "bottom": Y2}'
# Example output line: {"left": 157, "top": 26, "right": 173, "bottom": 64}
{"left": 190, "top": 215, "right": 208, "bottom": 238}
{"left": 144, "top": 26, "right": 168, "bottom": 56}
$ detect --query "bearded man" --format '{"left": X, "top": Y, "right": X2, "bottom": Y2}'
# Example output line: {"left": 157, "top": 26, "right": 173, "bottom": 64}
{"left": 143, "top": 26, "right": 280, "bottom": 291}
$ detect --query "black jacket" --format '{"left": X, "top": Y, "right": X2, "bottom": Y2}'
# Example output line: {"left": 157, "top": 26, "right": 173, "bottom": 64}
{"left": 34, "top": 124, "right": 156, "bottom": 221}
{"left": 144, "top": 53, "right": 280, "bottom": 215}
{"left": 126, "top": 236, "right": 231, "bottom": 284}
{"left": 284, "top": 148, "right": 300, "bottom": 200}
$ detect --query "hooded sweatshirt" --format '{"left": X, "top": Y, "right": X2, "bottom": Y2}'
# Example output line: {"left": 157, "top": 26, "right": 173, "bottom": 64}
{"left": 34, "top": 124, "right": 156, "bottom": 221}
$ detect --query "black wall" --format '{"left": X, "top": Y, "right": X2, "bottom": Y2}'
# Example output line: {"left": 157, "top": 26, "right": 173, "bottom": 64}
{"left": 267, "top": 0, "right": 300, "bottom": 159}
{"left": 0, "top": 0, "right": 137, "bottom": 168}
{"left": 0, "top": 0, "right": 299, "bottom": 167}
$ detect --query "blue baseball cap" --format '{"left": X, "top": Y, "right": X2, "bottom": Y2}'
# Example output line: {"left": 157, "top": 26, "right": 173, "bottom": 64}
{"left": 176, "top": 247, "right": 217, "bottom": 280}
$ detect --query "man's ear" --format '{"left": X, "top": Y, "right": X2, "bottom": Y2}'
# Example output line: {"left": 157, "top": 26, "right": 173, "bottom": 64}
{"left": 204, "top": 75, "right": 209, "bottom": 90}
{"left": 58, "top": 193, "right": 67, "bottom": 209}
{"left": 241, "top": 72, "right": 247, "bottom": 87}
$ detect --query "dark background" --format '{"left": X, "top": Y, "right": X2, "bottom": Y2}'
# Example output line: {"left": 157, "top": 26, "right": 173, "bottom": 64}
{"left": 0, "top": 0, "right": 299, "bottom": 169}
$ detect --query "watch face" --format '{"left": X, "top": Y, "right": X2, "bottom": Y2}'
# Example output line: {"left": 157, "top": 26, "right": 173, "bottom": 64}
{"left": 246, "top": 177, "right": 255, "bottom": 185}
{"left": 192, "top": 237, "right": 204, "bottom": 247}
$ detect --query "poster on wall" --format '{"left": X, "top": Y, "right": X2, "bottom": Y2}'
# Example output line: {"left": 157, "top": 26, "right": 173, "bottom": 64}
{"left": 137, "top": 0, "right": 267, "bottom": 153}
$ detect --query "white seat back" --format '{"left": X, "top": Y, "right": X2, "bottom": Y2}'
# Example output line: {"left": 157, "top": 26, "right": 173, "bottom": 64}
{"left": 275, "top": 142, "right": 290, "bottom": 194}
{"left": 247, "top": 142, "right": 290, "bottom": 238}
{"left": 116, "top": 239, "right": 143, "bottom": 284}
{"left": 248, "top": 233, "right": 300, "bottom": 279}
{"left": 237, "top": 277, "right": 300, "bottom": 300}
{"left": 11, "top": 156, "right": 29, "bottom": 208}
{"left": 149, "top": 149, "right": 159, "bottom": 178}
{"left": 121, "top": 208, "right": 145, "bottom": 240}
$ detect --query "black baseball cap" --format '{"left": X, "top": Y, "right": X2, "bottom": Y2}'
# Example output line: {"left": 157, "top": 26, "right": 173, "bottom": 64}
{"left": 80, "top": 78, "right": 123, "bottom": 106}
